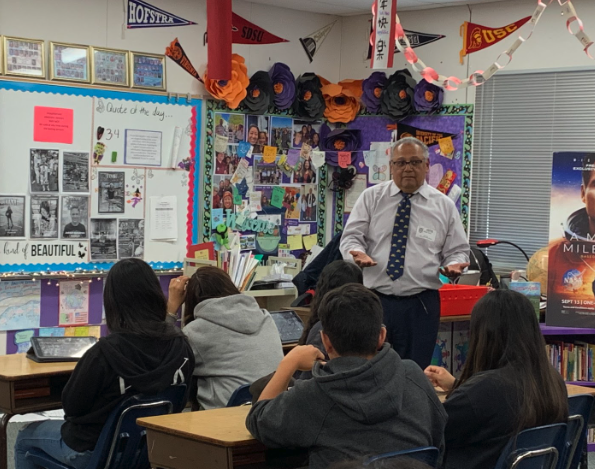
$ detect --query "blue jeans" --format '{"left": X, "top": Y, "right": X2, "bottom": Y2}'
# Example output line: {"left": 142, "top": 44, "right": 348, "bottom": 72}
{"left": 14, "top": 420, "right": 93, "bottom": 469}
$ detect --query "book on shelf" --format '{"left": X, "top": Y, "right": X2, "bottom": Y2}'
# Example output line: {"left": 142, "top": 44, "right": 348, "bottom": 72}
{"left": 216, "top": 246, "right": 262, "bottom": 292}
{"left": 546, "top": 339, "right": 595, "bottom": 383}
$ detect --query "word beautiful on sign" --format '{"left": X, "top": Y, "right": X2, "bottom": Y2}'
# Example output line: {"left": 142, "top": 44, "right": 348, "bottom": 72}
{"left": 225, "top": 210, "right": 277, "bottom": 235}
{"left": 3, "top": 241, "right": 84, "bottom": 260}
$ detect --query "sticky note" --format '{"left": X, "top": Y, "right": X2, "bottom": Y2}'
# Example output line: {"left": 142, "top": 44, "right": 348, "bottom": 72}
{"left": 15, "top": 330, "right": 35, "bottom": 344}
{"left": 286, "top": 149, "right": 301, "bottom": 167}
{"left": 303, "top": 234, "right": 318, "bottom": 250}
{"left": 64, "top": 327, "right": 75, "bottom": 337}
{"left": 232, "top": 185, "right": 242, "bottom": 205}
{"left": 212, "top": 208, "right": 224, "bottom": 229}
{"left": 311, "top": 151, "right": 325, "bottom": 169}
{"left": 214, "top": 134, "right": 228, "bottom": 153}
{"left": 34, "top": 106, "right": 73, "bottom": 144}
{"left": 88, "top": 326, "right": 101, "bottom": 339}
{"left": 287, "top": 235, "right": 303, "bottom": 251}
{"left": 338, "top": 151, "right": 351, "bottom": 168}
{"left": 238, "top": 140, "right": 252, "bottom": 158}
{"left": 75, "top": 327, "right": 90, "bottom": 337}
{"left": 263, "top": 146, "right": 277, "bottom": 163}
{"left": 439, "top": 137, "right": 455, "bottom": 159}
{"left": 271, "top": 186, "right": 285, "bottom": 208}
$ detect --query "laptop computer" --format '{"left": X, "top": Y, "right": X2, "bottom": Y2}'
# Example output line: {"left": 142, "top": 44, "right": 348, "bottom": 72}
{"left": 270, "top": 310, "right": 304, "bottom": 345}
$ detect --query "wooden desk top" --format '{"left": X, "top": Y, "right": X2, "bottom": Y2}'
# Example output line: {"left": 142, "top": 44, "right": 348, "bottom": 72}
{"left": 0, "top": 354, "right": 76, "bottom": 381}
{"left": 138, "top": 406, "right": 256, "bottom": 447}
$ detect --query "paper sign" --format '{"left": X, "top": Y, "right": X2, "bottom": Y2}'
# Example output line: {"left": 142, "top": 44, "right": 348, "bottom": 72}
{"left": 271, "top": 186, "right": 285, "bottom": 208}
{"left": 288, "top": 224, "right": 310, "bottom": 235}
{"left": 194, "top": 249, "right": 211, "bottom": 260}
{"left": 303, "top": 234, "right": 318, "bottom": 250}
{"left": 249, "top": 192, "right": 262, "bottom": 212}
{"left": 215, "top": 134, "right": 228, "bottom": 153}
{"left": 346, "top": 174, "right": 368, "bottom": 212}
{"left": 64, "top": 327, "right": 75, "bottom": 337}
{"left": 230, "top": 158, "right": 250, "bottom": 184}
{"left": 311, "top": 150, "right": 326, "bottom": 169}
{"left": 125, "top": 129, "right": 162, "bottom": 166}
{"left": 34, "top": 106, "right": 74, "bottom": 144}
{"left": 212, "top": 208, "right": 224, "bottom": 229}
{"left": 338, "top": 151, "right": 351, "bottom": 168}
{"left": 238, "top": 141, "right": 253, "bottom": 158}
{"left": 88, "top": 326, "right": 101, "bottom": 338}
{"left": 149, "top": 196, "right": 177, "bottom": 240}
{"left": 263, "top": 146, "right": 277, "bottom": 163}
{"left": 439, "top": 137, "right": 455, "bottom": 159}
{"left": 363, "top": 150, "right": 377, "bottom": 165}
{"left": 287, "top": 235, "right": 303, "bottom": 250}
{"left": 232, "top": 185, "right": 242, "bottom": 205}
{"left": 286, "top": 149, "right": 301, "bottom": 167}
{"left": 15, "top": 330, "right": 35, "bottom": 344}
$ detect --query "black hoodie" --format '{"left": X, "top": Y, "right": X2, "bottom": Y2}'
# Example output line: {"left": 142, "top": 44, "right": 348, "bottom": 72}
{"left": 60, "top": 332, "right": 195, "bottom": 452}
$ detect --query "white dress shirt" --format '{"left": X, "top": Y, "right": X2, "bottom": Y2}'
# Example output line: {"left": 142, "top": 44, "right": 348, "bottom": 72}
{"left": 340, "top": 181, "right": 470, "bottom": 296}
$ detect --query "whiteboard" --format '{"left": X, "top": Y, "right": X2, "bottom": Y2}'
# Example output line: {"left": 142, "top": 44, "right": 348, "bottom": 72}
{"left": 0, "top": 80, "right": 200, "bottom": 273}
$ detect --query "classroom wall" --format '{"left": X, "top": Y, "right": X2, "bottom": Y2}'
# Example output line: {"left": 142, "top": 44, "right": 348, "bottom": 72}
{"left": 339, "top": 0, "right": 595, "bottom": 104}
{"left": 0, "top": 0, "right": 342, "bottom": 94}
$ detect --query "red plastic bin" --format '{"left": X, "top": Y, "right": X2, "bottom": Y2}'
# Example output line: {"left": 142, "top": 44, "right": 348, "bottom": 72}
{"left": 439, "top": 284, "right": 489, "bottom": 317}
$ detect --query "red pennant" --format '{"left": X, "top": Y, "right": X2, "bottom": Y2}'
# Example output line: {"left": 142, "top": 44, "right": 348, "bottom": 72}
{"left": 231, "top": 13, "right": 289, "bottom": 45}
{"left": 207, "top": 0, "right": 231, "bottom": 80}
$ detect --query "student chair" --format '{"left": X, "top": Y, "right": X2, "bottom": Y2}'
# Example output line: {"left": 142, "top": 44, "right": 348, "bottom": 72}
{"left": 25, "top": 384, "right": 187, "bottom": 469}
{"left": 493, "top": 423, "right": 567, "bottom": 469}
{"left": 560, "top": 394, "right": 594, "bottom": 469}
{"left": 226, "top": 384, "right": 252, "bottom": 407}
{"left": 363, "top": 446, "right": 440, "bottom": 467}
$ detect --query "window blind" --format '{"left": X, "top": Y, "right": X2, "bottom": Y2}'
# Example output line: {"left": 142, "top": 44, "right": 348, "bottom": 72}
{"left": 470, "top": 69, "right": 595, "bottom": 274}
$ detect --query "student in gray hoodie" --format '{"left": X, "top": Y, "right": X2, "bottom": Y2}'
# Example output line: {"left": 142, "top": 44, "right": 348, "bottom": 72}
{"left": 246, "top": 284, "right": 446, "bottom": 469}
{"left": 174, "top": 266, "right": 284, "bottom": 410}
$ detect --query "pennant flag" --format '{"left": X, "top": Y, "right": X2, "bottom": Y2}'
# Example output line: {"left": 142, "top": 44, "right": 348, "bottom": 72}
{"left": 165, "top": 38, "right": 202, "bottom": 83}
{"left": 207, "top": 0, "right": 232, "bottom": 80}
{"left": 300, "top": 21, "right": 337, "bottom": 63}
{"left": 389, "top": 123, "right": 458, "bottom": 148}
{"left": 370, "top": 0, "right": 397, "bottom": 70}
{"left": 460, "top": 16, "right": 531, "bottom": 64}
{"left": 232, "top": 13, "right": 289, "bottom": 45}
{"left": 127, "top": 0, "right": 197, "bottom": 28}
{"left": 367, "top": 27, "right": 445, "bottom": 59}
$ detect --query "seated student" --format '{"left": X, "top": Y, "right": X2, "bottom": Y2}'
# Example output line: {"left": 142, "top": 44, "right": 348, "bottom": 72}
{"left": 168, "top": 267, "right": 284, "bottom": 410}
{"left": 14, "top": 259, "right": 195, "bottom": 469}
{"left": 425, "top": 290, "right": 568, "bottom": 469}
{"left": 246, "top": 284, "right": 446, "bottom": 469}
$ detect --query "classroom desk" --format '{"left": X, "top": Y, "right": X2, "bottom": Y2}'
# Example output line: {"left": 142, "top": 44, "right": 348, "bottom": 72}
{"left": 0, "top": 354, "right": 76, "bottom": 469}
{"left": 138, "top": 383, "right": 595, "bottom": 469}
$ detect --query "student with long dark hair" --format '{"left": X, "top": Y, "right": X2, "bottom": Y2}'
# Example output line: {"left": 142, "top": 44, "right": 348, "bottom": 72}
{"left": 168, "top": 267, "right": 284, "bottom": 409}
{"left": 14, "top": 259, "right": 194, "bottom": 469}
{"left": 425, "top": 289, "right": 568, "bottom": 469}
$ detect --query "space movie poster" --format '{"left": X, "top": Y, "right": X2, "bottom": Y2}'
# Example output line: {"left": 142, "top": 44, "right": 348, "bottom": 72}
{"left": 548, "top": 152, "right": 595, "bottom": 327}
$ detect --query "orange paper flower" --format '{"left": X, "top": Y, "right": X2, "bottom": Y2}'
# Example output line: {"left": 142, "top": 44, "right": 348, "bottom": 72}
{"left": 320, "top": 79, "right": 363, "bottom": 124}
{"left": 203, "top": 54, "right": 250, "bottom": 109}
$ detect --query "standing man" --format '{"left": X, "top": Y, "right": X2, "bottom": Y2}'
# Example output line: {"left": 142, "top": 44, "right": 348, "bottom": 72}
{"left": 340, "top": 137, "right": 469, "bottom": 369}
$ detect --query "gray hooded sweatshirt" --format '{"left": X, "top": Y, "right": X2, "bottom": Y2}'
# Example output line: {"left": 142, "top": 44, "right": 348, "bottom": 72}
{"left": 183, "top": 294, "right": 284, "bottom": 409}
{"left": 247, "top": 343, "right": 446, "bottom": 469}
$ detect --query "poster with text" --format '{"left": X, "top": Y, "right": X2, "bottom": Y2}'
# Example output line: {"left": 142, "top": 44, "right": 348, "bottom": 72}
{"left": 59, "top": 280, "right": 89, "bottom": 326}
{"left": 0, "top": 195, "right": 26, "bottom": 238}
{"left": 547, "top": 152, "right": 595, "bottom": 327}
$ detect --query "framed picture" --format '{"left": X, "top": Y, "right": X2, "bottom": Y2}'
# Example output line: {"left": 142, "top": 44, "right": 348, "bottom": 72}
{"left": 91, "top": 47, "right": 129, "bottom": 87}
{"left": 130, "top": 51, "right": 166, "bottom": 91}
{"left": 3, "top": 36, "right": 45, "bottom": 78}
{"left": 50, "top": 42, "right": 90, "bottom": 83}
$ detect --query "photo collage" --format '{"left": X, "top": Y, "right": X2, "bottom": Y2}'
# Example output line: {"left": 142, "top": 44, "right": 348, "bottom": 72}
{"left": 212, "top": 112, "right": 321, "bottom": 256}
{"left": 5, "top": 38, "right": 43, "bottom": 76}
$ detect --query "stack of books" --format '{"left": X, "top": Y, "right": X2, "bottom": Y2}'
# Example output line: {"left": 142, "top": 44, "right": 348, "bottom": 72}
{"left": 217, "top": 246, "right": 262, "bottom": 292}
{"left": 545, "top": 340, "right": 595, "bottom": 382}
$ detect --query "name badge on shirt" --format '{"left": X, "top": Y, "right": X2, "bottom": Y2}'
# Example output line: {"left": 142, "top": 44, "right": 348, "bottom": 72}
{"left": 416, "top": 226, "right": 436, "bottom": 242}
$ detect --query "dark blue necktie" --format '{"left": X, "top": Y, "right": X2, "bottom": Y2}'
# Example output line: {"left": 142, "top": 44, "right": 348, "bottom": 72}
{"left": 387, "top": 193, "right": 412, "bottom": 281}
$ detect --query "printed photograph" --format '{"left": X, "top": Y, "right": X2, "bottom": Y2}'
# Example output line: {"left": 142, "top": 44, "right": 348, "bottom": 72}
{"left": 300, "top": 184, "right": 317, "bottom": 222}
{"left": 30, "top": 149, "right": 59, "bottom": 192}
{"left": 4, "top": 37, "right": 45, "bottom": 77}
{"left": 90, "top": 218, "right": 117, "bottom": 260}
{"left": 212, "top": 175, "right": 233, "bottom": 210}
{"left": 30, "top": 195, "right": 59, "bottom": 239}
{"left": 62, "top": 152, "right": 89, "bottom": 192}
{"left": 51, "top": 43, "right": 89, "bottom": 82}
{"left": 118, "top": 219, "right": 145, "bottom": 259}
{"left": 214, "top": 113, "right": 245, "bottom": 144}
{"left": 92, "top": 47, "right": 128, "bottom": 86}
{"left": 270, "top": 116, "right": 293, "bottom": 154}
{"left": 131, "top": 53, "right": 165, "bottom": 90}
{"left": 0, "top": 195, "right": 26, "bottom": 237}
{"left": 61, "top": 196, "right": 89, "bottom": 239}
{"left": 282, "top": 187, "right": 301, "bottom": 220}
{"left": 98, "top": 171, "right": 125, "bottom": 213}
{"left": 240, "top": 234, "right": 256, "bottom": 250}
{"left": 246, "top": 115, "right": 270, "bottom": 154}
{"left": 254, "top": 158, "right": 283, "bottom": 185}
{"left": 293, "top": 120, "right": 321, "bottom": 149}
{"left": 214, "top": 145, "right": 240, "bottom": 175}
{"left": 292, "top": 157, "right": 317, "bottom": 184}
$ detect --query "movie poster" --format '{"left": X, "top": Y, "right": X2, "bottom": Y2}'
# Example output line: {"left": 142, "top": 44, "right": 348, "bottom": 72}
{"left": 547, "top": 152, "right": 595, "bottom": 327}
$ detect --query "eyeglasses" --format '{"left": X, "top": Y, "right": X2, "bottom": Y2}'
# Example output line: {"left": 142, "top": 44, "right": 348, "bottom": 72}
{"left": 390, "top": 159, "right": 424, "bottom": 169}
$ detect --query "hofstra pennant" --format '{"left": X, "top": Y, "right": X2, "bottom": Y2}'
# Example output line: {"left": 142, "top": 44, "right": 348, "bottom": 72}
{"left": 127, "top": 0, "right": 197, "bottom": 29}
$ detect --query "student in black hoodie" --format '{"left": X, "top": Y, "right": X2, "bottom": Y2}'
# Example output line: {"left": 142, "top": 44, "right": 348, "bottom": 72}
{"left": 15, "top": 259, "right": 195, "bottom": 469}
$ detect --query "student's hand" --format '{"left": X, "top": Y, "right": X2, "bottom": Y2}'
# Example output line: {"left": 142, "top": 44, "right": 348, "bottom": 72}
{"left": 349, "top": 251, "right": 377, "bottom": 268}
{"left": 167, "top": 276, "right": 189, "bottom": 313}
{"left": 424, "top": 366, "right": 456, "bottom": 392}
{"left": 283, "top": 345, "right": 325, "bottom": 371}
{"left": 440, "top": 262, "right": 470, "bottom": 278}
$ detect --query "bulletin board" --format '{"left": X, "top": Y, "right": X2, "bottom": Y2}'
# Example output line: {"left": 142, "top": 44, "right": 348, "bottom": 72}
{"left": 333, "top": 105, "right": 474, "bottom": 234}
{"left": 200, "top": 99, "right": 328, "bottom": 259}
{"left": 0, "top": 79, "right": 201, "bottom": 273}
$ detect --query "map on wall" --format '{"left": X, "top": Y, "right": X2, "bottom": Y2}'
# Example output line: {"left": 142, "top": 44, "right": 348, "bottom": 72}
{"left": 0, "top": 281, "right": 41, "bottom": 331}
